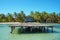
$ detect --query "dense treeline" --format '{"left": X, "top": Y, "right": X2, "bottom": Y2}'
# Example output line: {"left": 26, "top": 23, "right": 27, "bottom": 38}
{"left": 0, "top": 11, "right": 60, "bottom": 23}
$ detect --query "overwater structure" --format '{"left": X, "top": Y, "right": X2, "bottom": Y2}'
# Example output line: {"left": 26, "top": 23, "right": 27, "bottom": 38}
{"left": 10, "top": 22, "right": 53, "bottom": 33}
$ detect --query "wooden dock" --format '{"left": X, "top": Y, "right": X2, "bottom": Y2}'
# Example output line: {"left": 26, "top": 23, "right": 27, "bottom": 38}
{"left": 9, "top": 23, "right": 53, "bottom": 33}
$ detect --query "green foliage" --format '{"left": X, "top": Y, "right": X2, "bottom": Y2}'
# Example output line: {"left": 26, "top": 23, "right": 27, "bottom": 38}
{"left": 0, "top": 11, "right": 60, "bottom": 23}
{"left": 7, "top": 13, "right": 13, "bottom": 22}
{"left": 41, "top": 11, "right": 48, "bottom": 22}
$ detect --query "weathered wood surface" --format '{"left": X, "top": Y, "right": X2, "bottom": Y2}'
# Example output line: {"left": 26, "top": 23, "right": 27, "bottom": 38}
{"left": 9, "top": 22, "right": 53, "bottom": 27}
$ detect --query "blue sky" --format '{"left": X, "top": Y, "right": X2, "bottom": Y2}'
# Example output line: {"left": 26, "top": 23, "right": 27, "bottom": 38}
{"left": 0, "top": 0, "right": 60, "bottom": 15}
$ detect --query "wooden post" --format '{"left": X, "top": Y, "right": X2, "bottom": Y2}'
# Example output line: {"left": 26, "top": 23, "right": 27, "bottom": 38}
{"left": 40, "top": 27, "right": 42, "bottom": 32}
{"left": 44, "top": 27, "right": 45, "bottom": 32}
{"left": 21, "top": 26, "right": 23, "bottom": 32}
{"left": 50, "top": 26, "right": 53, "bottom": 32}
{"left": 52, "top": 26, "right": 53, "bottom": 32}
{"left": 31, "top": 27, "right": 32, "bottom": 32}
{"left": 41, "top": 27, "right": 43, "bottom": 32}
{"left": 11, "top": 26, "right": 15, "bottom": 33}
{"left": 47, "top": 27, "right": 48, "bottom": 32}
{"left": 39, "top": 27, "right": 40, "bottom": 32}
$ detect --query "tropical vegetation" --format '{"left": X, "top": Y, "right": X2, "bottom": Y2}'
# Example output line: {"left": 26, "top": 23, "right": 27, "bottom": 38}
{"left": 0, "top": 11, "right": 60, "bottom": 23}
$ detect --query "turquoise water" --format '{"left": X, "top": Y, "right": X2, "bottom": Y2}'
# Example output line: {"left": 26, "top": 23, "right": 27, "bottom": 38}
{"left": 0, "top": 24, "right": 60, "bottom": 40}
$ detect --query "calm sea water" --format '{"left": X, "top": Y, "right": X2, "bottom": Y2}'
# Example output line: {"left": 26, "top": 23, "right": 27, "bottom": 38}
{"left": 0, "top": 24, "right": 60, "bottom": 40}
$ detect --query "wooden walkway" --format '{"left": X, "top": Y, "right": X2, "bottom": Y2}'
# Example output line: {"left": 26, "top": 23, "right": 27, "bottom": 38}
{"left": 9, "top": 23, "right": 53, "bottom": 33}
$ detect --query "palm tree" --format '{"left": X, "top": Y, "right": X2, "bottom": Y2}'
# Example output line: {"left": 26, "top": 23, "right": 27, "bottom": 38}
{"left": 14, "top": 12, "right": 18, "bottom": 22}
{"left": 41, "top": 11, "right": 48, "bottom": 23}
{"left": 56, "top": 16, "right": 60, "bottom": 23}
{"left": 49, "top": 12, "right": 56, "bottom": 23}
{"left": 19, "top": 11, "right": 26, "bottom": 22}
{"left": 46, "top": 18, "right": 52, "bottom": 23}
{"left": 0, "top": 13, "right": 6, "bottom": 22}
{"left": 7, "top": 13, "right": 13, "bottom": 22}
{"left": 33, "top": 11, "right": 41, "bottom": 22}
{"left": 29, "top": 11, "right": 34, "bottom": 17}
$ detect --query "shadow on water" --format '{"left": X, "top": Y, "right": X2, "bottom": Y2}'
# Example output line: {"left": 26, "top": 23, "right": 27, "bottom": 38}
{"left": 17, "top": 27, "right": 60, "bottom": 34}
{"left": 18, "top": 28, "right": 46, "bottom": 34}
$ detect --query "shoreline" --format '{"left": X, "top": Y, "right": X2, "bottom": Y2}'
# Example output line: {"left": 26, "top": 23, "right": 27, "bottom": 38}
{"left": 0, "top": 22, "right": 59, "bottom": 24}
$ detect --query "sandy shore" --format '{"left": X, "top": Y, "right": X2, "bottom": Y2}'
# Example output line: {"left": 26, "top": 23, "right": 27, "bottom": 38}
{"left": 0, "top": 22, "right": 59, "bottom": 25}
{"left": 0, "top": 22, "right": 20, "bottom": 24}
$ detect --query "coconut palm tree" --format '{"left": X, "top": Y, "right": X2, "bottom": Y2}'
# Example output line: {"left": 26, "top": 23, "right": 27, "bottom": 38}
{"left": 7, "top": 13, "right": 13, "bottom": 22}
{"left": 19, "top": 11, "right": 26, "bottom": 22}
{"left": 41, "top": 11, "right": 48, "bottom": 23}
{"left": 0, "top": 13, "right": 7, "bottom": 22}
{"left": 33, "top": 11, "right": 41, "bottom": 22}
{"left": 49, "top": 12, "right": 56, "bottom": 23}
